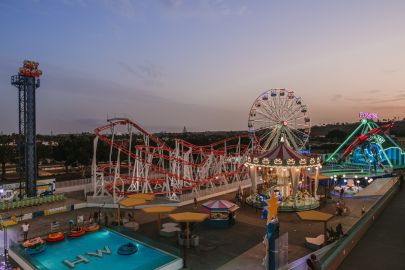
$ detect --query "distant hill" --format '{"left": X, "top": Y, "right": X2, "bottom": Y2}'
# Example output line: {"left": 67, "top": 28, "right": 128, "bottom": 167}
{"left": 311, "top": 120, "right": 405, "bottom": 138}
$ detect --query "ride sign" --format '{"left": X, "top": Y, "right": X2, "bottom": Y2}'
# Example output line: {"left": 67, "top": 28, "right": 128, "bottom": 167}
{"left": 359, "top": 112, "right": 378, "bottom": 120}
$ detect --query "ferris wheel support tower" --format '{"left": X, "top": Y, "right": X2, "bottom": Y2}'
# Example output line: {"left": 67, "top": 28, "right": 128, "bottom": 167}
{"left": 11, "top": 60, "right": 43, "bottom": 197}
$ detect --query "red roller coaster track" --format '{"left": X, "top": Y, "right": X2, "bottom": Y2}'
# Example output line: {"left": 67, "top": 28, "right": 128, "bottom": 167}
{"left": 93, "top": 118, "right": 251, "bottom": 199}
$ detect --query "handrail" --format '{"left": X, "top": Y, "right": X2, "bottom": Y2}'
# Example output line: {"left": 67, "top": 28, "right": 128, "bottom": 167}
{"left": 321, "top": 179, "right": 399, "bottom": 269}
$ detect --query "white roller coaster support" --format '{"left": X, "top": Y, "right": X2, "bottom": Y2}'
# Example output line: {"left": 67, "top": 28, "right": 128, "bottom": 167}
{"left": 127, "top": 125, "right": 133, "bottom": 176}
{"left": 108, "top": 125, "right": 115, "bottom": 178}
{"left": 92, "top": 118, "right": 249, "bottom": 201}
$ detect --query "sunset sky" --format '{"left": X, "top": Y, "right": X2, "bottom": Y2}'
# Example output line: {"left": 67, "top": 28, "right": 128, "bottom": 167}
{"left": 1, "top": 0, "right": 405, "bottom": 133}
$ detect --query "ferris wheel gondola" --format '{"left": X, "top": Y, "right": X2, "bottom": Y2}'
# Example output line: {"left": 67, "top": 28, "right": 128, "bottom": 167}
{"left": 248, "top": 89, "right": 311, "bottom": 151}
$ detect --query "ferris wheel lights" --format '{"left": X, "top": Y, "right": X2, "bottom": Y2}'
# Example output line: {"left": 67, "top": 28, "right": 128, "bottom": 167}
{"left": 248, "top": 88, "right": 310, "bottom": 151}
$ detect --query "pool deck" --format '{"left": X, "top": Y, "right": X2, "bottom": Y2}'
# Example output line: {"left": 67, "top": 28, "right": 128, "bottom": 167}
{"left": 0, "top": 177, "right": 397, "bottom": 269}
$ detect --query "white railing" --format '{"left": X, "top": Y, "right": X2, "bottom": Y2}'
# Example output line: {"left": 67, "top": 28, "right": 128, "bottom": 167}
{"left": 56, "top": 178, "right": 92, "bottom": 188}
{"left": 178, "top": 178, "right": 253, "bottom": 202}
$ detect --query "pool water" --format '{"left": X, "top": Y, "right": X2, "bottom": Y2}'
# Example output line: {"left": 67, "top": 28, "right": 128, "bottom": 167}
{"left": 23, "top": 229, "right": 180, "bottom": 270}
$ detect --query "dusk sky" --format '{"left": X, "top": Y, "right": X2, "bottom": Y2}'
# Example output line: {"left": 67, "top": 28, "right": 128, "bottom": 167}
{"left": 1, "top": 0, "right": 405, "bottom": 134}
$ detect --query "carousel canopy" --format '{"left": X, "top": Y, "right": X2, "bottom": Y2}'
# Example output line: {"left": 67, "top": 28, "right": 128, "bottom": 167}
{"left": 202, "top": 200, "right": 240, "bottom": 211}
{"left": 246, "top": 140, "right": 321, "bottom": 168}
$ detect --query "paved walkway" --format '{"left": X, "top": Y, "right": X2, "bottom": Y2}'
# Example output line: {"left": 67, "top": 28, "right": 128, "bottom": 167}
{"left": 0, "top": 177, "right": 397, "bottom": 269}
{"left": 338, "top": 187, "right": 405, "bottom": 270}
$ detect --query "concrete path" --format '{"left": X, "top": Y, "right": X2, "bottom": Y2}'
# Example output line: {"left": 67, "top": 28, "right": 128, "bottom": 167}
{"left": 354, "top": 177, "right": 396, "bottom": 197}
{"left": 338, "top": 187, "right": 405, "bottom": 270}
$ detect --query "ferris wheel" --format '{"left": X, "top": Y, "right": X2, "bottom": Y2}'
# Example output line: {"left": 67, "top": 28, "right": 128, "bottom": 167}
{"left": 248, "top": 89, "right": 311, "bottom": 151}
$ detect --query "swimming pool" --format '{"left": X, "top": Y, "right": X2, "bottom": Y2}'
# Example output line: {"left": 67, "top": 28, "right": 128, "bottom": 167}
{"left": 10, "top": 229, "right": 182, "bottom": 270}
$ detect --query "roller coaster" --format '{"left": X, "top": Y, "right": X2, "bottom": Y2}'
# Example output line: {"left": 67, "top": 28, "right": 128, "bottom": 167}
{"left": 91, "top": 118, "right": 250, "bottom": 202}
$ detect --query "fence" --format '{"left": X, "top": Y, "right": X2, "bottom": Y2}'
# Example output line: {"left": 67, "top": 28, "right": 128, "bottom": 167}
{"left": 55, "top": 178, "right": 92, "bottom": 188}
{"left": 178, "top": 178, "right": 254, "bottom": 202}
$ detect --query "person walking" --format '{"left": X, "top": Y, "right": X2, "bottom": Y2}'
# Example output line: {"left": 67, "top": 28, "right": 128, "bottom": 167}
{"left": 361, "top": 204, "right": 366, "bottom": 215}
{"left": 340, "top": 188, "right": 344, "bottom": 199}
{"left": 21, "top": 221, "right": 29, "bottom": 241}
{"left": 193, "top": 196, "right": 198, "bottom": 209}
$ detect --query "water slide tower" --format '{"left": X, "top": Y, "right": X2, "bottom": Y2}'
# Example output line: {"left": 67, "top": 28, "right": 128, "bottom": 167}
{"left": 11, "top": 60, "right": 42, "bottom": 197}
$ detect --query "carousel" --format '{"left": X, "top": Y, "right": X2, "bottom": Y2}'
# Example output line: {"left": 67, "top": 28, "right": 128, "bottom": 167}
{"left": 245, "top": 138, "right": 322, "bottom": 211}
{"left": 245, "top": 89, "right": 322, "bottom": 211}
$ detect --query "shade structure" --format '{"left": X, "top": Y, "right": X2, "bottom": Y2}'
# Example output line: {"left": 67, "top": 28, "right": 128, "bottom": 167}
{"left": 246, "top": 140, "right": 321, "bottom": 168}
{"left": 117, "top": 197, "right": 146, "bottom": 227}
{"left": 296, "top": 210, "right": 334, "bottom": 222}
{"left": 118, "top": 198, "right": 146, "bottom": 207}
{"left": 142, "top": 206, "right": 177, "bottom": 230}
{"left": 296, "top": 210, "right": 334, "bottom": 243}
{"left": 169, "top": 212, "right": 209, "bottom": 267}
{"left": 202, "top": 200, "right": 240, "bottom": 211}
{"left": 169, "top": 212, "right": 208, "bottom": 223}
{"left": 141, "top": 206, "right": 177, "bottom": 214}
{"left": 127, "top": 193, "right": 155, "bottom": 201}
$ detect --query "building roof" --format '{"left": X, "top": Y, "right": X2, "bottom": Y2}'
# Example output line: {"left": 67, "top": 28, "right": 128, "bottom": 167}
{"left": 202, "top": 200, "right": 240, "bottom": 211}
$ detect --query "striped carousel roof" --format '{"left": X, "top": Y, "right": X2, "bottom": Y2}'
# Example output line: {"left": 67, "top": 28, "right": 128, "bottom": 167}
{"left": 202, "top": 200, "right": 240, "bottom": 211}
{"left": 246, "top": 141, "right": 321, "bottom": 167}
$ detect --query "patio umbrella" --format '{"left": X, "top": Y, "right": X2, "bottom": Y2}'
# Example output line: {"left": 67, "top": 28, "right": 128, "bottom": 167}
{"left": 117, "top": 198, "right": 146, "bottom": 226}
{"left": 169, "top": 212, "right": 208, "bottom": 268}
{"left": 141, "top": 206, "right": 177, "bottom": 230}
{"left": 296, "top": 210, "right": 334, "bottom": 244}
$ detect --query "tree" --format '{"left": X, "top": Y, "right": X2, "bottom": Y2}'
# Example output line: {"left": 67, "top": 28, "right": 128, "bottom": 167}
{"left": 53, "top": 135, "right": 93, "bottom": 176}
{"left": 0, "top": 135, "right": 15, "bottom": 180}
{"left": 326, "top": 129, "right": 347, "bottom": 143}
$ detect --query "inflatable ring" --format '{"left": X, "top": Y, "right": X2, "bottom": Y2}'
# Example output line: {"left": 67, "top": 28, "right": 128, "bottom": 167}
{"left": 84, "top": 224, "right": 100, "bottom": 232}
{"left": 117, "top": 242, "right": 138, "bottom": 255}
{"left": 24, "top": 243, "right": 47, "bottom": 255}
{"left": 22, "top": 237, "right": 44, "bottom": 248}
{"left": 68, "top": 228, "right": 85, "bottom": 238}
{"left": 47, "top": 232, "right": 65, "bottom": 243}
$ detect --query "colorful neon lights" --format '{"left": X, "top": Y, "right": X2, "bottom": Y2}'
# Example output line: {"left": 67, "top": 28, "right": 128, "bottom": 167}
{"left": 359, "top": 112, "right": 378, "bottom": 120}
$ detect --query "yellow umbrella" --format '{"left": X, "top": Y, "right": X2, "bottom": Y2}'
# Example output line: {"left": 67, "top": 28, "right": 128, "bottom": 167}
{"left": 296, "top": 210, "right": 334, "bottom": 243}
{"left": 117, "top": 198, "right": 146, "bottom": 226}
{"left": 169, "top": 212, "right": 208, "bottom": 268}
{"left": 141, "top": 206, "right": 177, "bottom": 230}
{"left": 169, "top": 212, "right": 208, "bottom": 247}
{"left": 127, "top": 193, "right": 155, "bottom": 201}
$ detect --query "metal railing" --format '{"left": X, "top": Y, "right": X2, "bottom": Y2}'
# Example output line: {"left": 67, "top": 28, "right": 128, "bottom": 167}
{"left": 178, "top": 178, "right": 252, "bottom": 202}
{"left": 56, "top": 178, "right": 92, "bottom": 188}
{"left": 320, "top": 179, "right": 399, "bottom": 269}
